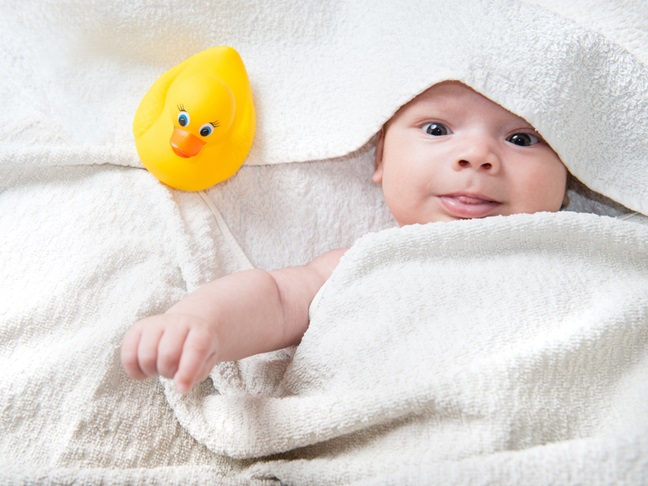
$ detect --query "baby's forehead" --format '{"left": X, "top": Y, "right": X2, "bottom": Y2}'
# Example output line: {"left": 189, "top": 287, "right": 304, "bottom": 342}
{"left": 399, "top": 81, "right": 532, "bottom": 125}
{"left": 410, "top": 82, "right": 495, "bottom": 109}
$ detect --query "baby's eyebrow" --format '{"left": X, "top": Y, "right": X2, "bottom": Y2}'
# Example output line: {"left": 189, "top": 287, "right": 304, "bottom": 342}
{"left": 513, "top": 125, "right": 537, "bottom": 132}
{"left": 416, "top": 98, "right": 450, "bottom": 111}
{"left": 525, "top": 126, "right": 543, "bottom": 135}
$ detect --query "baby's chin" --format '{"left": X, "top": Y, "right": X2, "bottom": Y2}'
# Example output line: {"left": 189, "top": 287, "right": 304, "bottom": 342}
{"left": 400, "top": 212, "right": 513, "bottom": 226}
{"left": 396, "top": 215, "right": 468, "bottom": 226}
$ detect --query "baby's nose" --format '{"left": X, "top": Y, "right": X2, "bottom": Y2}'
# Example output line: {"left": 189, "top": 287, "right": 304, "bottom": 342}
{"left": 457, "top": 159, "right": 494, "bottom": 170}
{"left": 455, "top": 140, "right": 501, "bottom": 172}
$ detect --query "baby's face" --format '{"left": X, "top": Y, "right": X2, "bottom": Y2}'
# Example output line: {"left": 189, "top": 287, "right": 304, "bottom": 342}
{"left": 374, "top": 82, "right": 568, "bottom": 225}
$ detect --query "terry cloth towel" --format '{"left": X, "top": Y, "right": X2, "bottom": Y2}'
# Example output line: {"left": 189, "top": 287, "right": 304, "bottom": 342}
{"left": 0, "top": 0, "right": 647, "bottom": 484}
{"left": 1, "top": 0, "right": 647, "bottom": 214}
{"left": 167, "top": 212, "right": 648, "bottom": 484}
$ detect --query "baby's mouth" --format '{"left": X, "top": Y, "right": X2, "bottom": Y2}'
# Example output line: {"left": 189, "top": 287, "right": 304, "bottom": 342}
{"left": 438, "top": 193, "right": 501, "bottom": 218}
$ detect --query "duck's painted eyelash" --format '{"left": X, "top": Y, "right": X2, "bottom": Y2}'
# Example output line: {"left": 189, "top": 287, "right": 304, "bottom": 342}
{"left": 176, "top": 104, "right": 219, "bottom": 129}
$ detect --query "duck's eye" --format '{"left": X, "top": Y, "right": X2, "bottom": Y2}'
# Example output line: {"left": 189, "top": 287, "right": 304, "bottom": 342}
{"left": 177, "top": 111, "right": 190, "bottom": 127}
{"left": 423, "top": 122, "right": 451, "bottom": 136}
{"left": 507, "top": 133, "right": 539, "bottom": 147}
{"left": 199, "top": 123, "right": 214, "bottom": 137}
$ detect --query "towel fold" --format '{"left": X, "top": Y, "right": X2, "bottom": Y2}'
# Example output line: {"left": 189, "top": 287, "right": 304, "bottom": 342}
{"left": 1, "top": 0, "right": 647, "bottom": 213}
{"left": 166, "top": 212, "right": 648, "bottom": 483}
{"left": 1, "top": 0, "right": 647, "bottom": 483}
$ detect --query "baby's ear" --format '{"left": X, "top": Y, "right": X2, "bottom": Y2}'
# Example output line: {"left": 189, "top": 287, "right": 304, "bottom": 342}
{"left": 373, "top": 129, "right": 385, "bottom": 183}
{"left": 562, "top": 191, "right": 570, "bottom": 209}
{"left": 561, "top": 173, "right": 572, "bottom": 209}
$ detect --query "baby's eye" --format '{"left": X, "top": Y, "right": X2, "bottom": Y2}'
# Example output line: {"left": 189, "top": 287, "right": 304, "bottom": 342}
{"left": 199, "top": 123, "right": 214, "bottom": 137}
{"left": 177, "top": 110, "right": 190, "bottom": 127}
{"left": 423, "top": 122, "right": 451, "bottom": 137}
{"left": 507, "top": 132, "right": 540, "bottom": 147}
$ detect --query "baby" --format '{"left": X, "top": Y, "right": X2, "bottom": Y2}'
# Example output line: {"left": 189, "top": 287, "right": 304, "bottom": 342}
{"left": 121, "top": 81, "right": 569, "bottom": 393}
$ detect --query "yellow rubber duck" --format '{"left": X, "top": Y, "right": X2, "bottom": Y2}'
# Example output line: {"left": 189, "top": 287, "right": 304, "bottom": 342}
{"left": 133, "top": 46, "right": 255, "bottom": 191}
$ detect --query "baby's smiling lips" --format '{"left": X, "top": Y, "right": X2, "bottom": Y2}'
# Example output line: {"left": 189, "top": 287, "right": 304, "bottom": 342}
{"left": 438, "top": 193, "right": 501, "bottom": 219}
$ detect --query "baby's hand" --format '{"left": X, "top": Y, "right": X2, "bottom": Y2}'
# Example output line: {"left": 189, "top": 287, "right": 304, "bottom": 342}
{"left": 121, "top": 313, "right": 220, "bottom": 394}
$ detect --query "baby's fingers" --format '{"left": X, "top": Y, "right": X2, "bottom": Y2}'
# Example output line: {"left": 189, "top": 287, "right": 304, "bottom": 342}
{"left": 121, "top": 325, "right": 147, "bottom": 379}
{"left": 156, "top": 323, "right": 190, "bottom": 379}
{"left": 133, "top": 319, "right": 165, "bottom": 378}
{"left": 174, "top": 327, "right": 216, "bottom": 394}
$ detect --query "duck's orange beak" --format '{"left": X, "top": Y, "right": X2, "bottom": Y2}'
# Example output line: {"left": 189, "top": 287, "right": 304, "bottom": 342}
{"left": 170, "top": 128, "right": 205, "bottom": 158}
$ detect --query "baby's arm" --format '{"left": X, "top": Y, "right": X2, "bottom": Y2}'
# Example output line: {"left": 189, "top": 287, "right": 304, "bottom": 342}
{"left": 121, "top": 248, "right": 345, "bottom": 393}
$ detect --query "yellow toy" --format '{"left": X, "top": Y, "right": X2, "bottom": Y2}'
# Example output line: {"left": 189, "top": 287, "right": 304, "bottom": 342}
{"left": 133, "top": 46, "right": 255, "bottom": 191}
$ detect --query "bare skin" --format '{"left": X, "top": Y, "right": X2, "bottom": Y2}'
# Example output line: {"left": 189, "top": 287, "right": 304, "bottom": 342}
{"left": 122, "top": 82, "right": 569, "bottom": 394}
{"left": 121, "top": 249, "right": 344, "bottom": 393}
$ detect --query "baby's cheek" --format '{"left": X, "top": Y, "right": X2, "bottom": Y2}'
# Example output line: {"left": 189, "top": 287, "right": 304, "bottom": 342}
{"left": 530, "top": 158, "right": 568, "bottom": 204}
{"left": 527, "top": 181, "right": 567, "bottom": 212}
